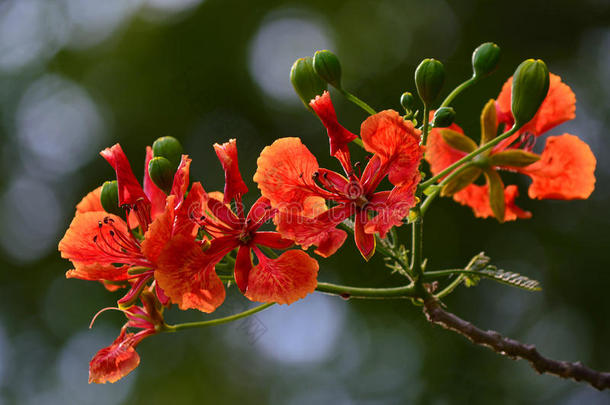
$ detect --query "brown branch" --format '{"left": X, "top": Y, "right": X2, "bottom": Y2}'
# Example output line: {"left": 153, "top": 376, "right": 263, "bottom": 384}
{"left": 423, "top": 298, "right": 610, "bottom": 390}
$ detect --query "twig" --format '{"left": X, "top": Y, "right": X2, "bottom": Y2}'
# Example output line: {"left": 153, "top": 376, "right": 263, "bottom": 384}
{"left": 422, "top": 298, "right": 610, "bottom": 390}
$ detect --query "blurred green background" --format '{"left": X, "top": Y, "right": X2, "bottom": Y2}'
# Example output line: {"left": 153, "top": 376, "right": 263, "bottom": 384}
{"left": 1, "top": 0, "right": 609, "bottom": 403}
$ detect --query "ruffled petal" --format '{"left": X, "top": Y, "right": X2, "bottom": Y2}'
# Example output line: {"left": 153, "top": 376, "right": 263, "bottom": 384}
{"left": 88, "top": 330, "right": 140, "bottom": 384}
{"left": 76, "top": 186, "right": 104, "bottom": 214}
{"left": 313, "top": 229, "right": 347, "bottom": 258}
{"left": 365, "top": 180, "right": 418, "bottom": 238}
{"left": 309, "top": 91, "right": 357, "bottom": 172}
{"left": 245, "top": 249, "right": 319, "bottom": 305}
{"left": 100, "top": 144, "right": 149, "bottom": 207}
{"left": 275, "top": 205, "right": 352, "bottom": 255}
{"left": 360, "top": 110, "right": 424, "bottom": 186}
{"left": 144, "top": 146, "right": 167, "bottom": 220}
{"left": 154, "top": 235, "right": 228, "bottom": 313}
{"left": 174, "top": 182, "right": 205, "bottom": 238}
{"left": 140, "top": 198, "right": 175, "bottom": 263}
{"left": 453, "top": 184, "right": 532, "bottom": 221}
{"left": 214, "top": 139, "right": 248, "bottom": 203}
{"left": 521, "top": 134, "right": 596, "bottom": 200}
{"left": 253, "top": 137, "right": 321, "bottom": 210}
{"left": 170, "top": 155, "right": 192, "bottom": 203}
{"left": 496, "top": 73, "right": 576, "bottom": 135}
{"left": 425, "top": 124, "right": 467, "bottom": 176}
{"left": 66, "top": 263, "right": 130, "bottom": 282}
{"left": 58, "top": 212, "right": 143, "bottom": 265}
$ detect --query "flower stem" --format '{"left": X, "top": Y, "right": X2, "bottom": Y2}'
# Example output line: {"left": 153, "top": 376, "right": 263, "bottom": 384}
{"left": 316, "top": 282, "right": 417, "bottom": 299}
{"left": 421, "top": 106, "right": 430, "bottom": 145}
{"left": 164, "top": 302, "right": 275, "bottom": 332}
{"left": 410, "top": 210, "right": 424, "bottom": 279}
{"left": 420, "top": 125, "right": 518, "bottom": 189}
{"left": 339, "top": 89, "right": 377, "bottom": 115}
{"left": 439, "top": 77, "right": 478, "bottom": 108}
{"left": 434, "top": 275, "right": 466, "bottom": 299}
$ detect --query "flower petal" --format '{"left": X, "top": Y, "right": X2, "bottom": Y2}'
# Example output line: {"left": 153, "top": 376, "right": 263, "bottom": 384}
{"left": 245, "top": 249, "right": 319, "bottom": 305}
{"left": 174, "top": 182, "right": 205, "bottom": 237}
{"left": 313, "top": 229, "right": 347, "bottom": 258}
{"left": 170, "top": 155, "right": 192, "bottom": 203}
{"left": 154, "top": 235, "right": 227, "bottom": 313}
{"left": 214, "top": 139, "right": 248, "bottom": 203}
{"left": 234, "top": 245, "right": 253, "bottom": 293}
{"left": 354, "top": 210, "right": 375, "bottom": 260}
{"left": 425, "top": 124, "right": 467, "bottom": 176}
{"left": 88, "top": 330, "right": 140, "bottom": 384}
{"left": 365, "top": 180, "right": 418, "bottom": 238}
{"left": 76, "top": 186, "right": 104, "bottom": 214}
{"left": 496, "top": 73, "right": 576, "bottom": 135}
{"left": 453, "top": 184, "right": 532, "bottom": 221}
{"left": 522, "top": 134, "right": 596, "bottom": 200}
{"left": 100, "top": 144, "right": 149, "bottom": 207}
{"left": 66, "top": 263, "right": 130, "bottom": 282}
{"left": 254, "top": 137, "right": 321, "bottom": 210}
{"left": 141, "top": 197, "right": 176, "bottom": 263}
{"left": 360, "top": 110, "right": 424, "bottom": 186}
{"left": 144, "top": 146, "right": 167, "bottom": 220}
{"left": 252, "top": 232, "right": 294, "bottom": 249}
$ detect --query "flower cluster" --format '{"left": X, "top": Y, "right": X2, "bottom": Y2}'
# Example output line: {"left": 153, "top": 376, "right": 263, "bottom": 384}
{"left": 58, "top": 46, "right": 597, "bottom": 384}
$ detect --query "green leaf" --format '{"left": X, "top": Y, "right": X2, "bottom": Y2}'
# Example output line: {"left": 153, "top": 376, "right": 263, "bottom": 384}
{"left": 471, "top": 265, "right": 542, "bottom": 291}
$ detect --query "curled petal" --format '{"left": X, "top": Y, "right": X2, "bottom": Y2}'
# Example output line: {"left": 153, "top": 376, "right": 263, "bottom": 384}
{"left": 253, "top": 138, "right": 321, "bottom": 210}
{"left": 141, "top": 197, "right": 176, "bottom": 263}
{"left": 76, "top": 186, "right": 104, "bottom": 214}
{"left": 522, "top": 134, "right": 596, "bottom": 200}
{"left": 174, "top": 182, "right": 206, "bottom": 237}
{"left": 365, "top": 180, "right": 418, "bottom": 238}
{"left": 425, "top": 124, "right": 467, "bottom": 176}
{"left": 453, "top": 184, "right": 532, "bottom": 222}
{"left": 234, "top": 245, "right": 253, "bottom": 293}
{"left": 360, "top": 110, "right": 424, "bottom": 186}
{"left": 100, "top": 144, "right": 149, "bottom": 207}
{"left": 354, "top": 210, "right": 375, "bottom": 261}
{"left": 144, "top": 146, "right": 167, "bottom": 220}
{"left": 313, "top": 229, "right": 347, "bottom": 258}
{"left": 170, "top": 155, "right": 192, "bottom": 203}
{"left": 155, "top": 235, "right": 227, "bottom": 313}
{"left": 214, "top": 139, "right": 248, "bottom": 203}
{"left": 246, "top": 249, "right": 319, "bottom": 305}
{"left": 66, "top": 263, "right": 130, "bottom": 282}
{"left": 496, "top": 73, "right": 576, "bottom": 135}
{"left": 310, "top": 91, "right": 357, "bottom": 171}
{"left": 88, "top": 330, "right": 141, "bottom": 384}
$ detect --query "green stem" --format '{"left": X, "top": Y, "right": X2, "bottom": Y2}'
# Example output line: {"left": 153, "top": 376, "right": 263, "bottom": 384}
{"left": 420, "top": 125, "right": 518, "bottom": 189}
{"left": 340, "top": 89, "right": 377, "bottom": 115}
{"left": 419, "top": 162, "right": 476, "bottom": 216}
{"left": 421, "top": 106, "right": 430, "bottom": 145}
{"left": 316, "top": 282, "right": 417, "bottom": 299}
{"left": 164, "top": 302, "right": 275, "bottom": 332}
{"left": 439, "top": 77, "right": 478, "bottom": 108}
{"left": 410, "top": 210, "right": 423, "bottom": 279}
{"left": 435, "top": 275, "right": 466, "bottom": 299}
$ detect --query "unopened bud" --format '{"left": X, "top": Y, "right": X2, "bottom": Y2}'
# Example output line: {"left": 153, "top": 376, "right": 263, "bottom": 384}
{"left": 313, "top": 50, "right": 342, "bottom": 89}
{"left": 148, "top": 156, "right": 174, "bottom": 194}
{"left": 415, "top": 58, "right": 445, "bottom": 107}
{"left": 100, "top": 180, "right": 122, "bottom": 216}
{"left": 290, "top": 57, "right": 327, "bottom": 108}
{"left": 433, "top": 107, "right": 456, "bottom": 128}
{"left": 400, "top": 92, "right": 416, "bottom": 113}
{"left": 472, "top": 42, "right": 501, "bottom": 79}
{"left": 511, "top": 59, "right": 550, "bottom": 128}
{"left": 152, "top": 136, "right": 183, "bottom": 171}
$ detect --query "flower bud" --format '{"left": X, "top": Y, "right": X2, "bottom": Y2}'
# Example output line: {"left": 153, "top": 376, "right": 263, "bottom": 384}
{"left": 100, "top": 180, "right": 122, "bottom": 216}
{"left": 152, "top": 136, "right": 183, "bottom": 171}
{"left": 415, "top": 58, "right": 445, "bottom": 107}
{"left": 433, "top": 107, "right": 456, "bottom": 128}
{"left": 290, "top": 57, "right": 327, "bottom": 108}
{"left": 313, "top": 50, "right": 342, "bottom": 89}
{"left": 148, "top": 156, "right": 174, "bottom": 194}
{"left": 400, "top": 92, "right": 416, "bottom": 113}
{"left": 511, "top": 59, "right": 550, "bottom": 128}
{"left": 472, "top": 42, "right": 501, "bottom": 79}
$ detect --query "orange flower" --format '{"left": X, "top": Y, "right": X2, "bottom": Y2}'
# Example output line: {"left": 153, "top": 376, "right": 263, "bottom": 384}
{"left": 254, "top": 92, "right": 423, "bottom": 259}
{"left": 425, "top": 74, "right": 596, "bottom": 221}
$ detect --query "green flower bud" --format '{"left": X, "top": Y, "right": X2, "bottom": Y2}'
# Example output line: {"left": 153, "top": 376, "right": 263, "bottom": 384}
{"left": 433, "top": 107, "right": 456, "bottom": 128}
{"left": 472, "top": 42, "right": 501, "bottom": 79}
{"left": 400, "top": 92, "right": 416, "bottom": 112}
{"left": 511, "top": 59, "right": 550, "bottom": 128}
{"left": 148, "top": 156, "right": 174, "bottom": 194}
{"left": 152, "top": 136, "right": 183, "bottom": 171}
{"left": 100, "top": 180, "right": 122, "bottom": 216}
{"left": 415, "top": 58, "right": 445, "bottom": 107}
{"left": 313, "top": 50, "right": 342, "bottom": 89}
{"left": 290, "top": 57, "right": 327, "bottom": 108}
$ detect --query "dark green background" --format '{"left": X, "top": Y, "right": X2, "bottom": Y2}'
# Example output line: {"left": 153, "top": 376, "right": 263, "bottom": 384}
{"left": 1, "top": 0, "right": 609, "bottom": 403}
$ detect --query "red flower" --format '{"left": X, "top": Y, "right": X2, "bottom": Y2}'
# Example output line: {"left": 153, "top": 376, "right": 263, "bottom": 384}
{"left": 59, "top": 144, "right": 223, "bottom": 312}
{"left": 88, "top": 291, "right": 162, "bottom": 384}
{"left": 155, "top": 139, "right": 319, "bottom": 306}
{"left": 425, "top": 73, "right": 596, "bottom": 221}
{"left": 253, "top": 92, "right": 423, "bottom": 260}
